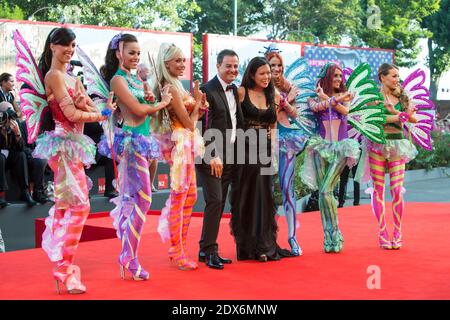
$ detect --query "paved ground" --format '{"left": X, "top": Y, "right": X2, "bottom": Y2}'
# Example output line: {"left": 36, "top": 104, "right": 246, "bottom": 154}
{"left": 339, "top": 177, "right": 450, "bottom": 207}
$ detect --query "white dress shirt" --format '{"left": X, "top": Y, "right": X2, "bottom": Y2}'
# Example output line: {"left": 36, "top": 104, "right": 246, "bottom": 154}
{"left": 217, "top": 76, "right": 237, "bottom": 144}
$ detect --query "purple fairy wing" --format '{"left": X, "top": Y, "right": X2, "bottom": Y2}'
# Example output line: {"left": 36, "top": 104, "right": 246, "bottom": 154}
{"left": 402, "top": 69, "right": 434, "bottom": 110}
{"left": 342, "top": 67, "right": 353, "bottom": 84}
{"left": 76, "top": 45, "right": 114, "bottom": 146}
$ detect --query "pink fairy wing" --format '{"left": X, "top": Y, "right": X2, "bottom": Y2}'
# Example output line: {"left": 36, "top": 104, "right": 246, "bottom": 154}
{"left": 402, "top": 69, "right": 434, "bottom": 110}
{"left": 13, "top": 30, "right": 48, "bottom": 143}
{"left": 403, "top": 111, "right": 434, "bottom": 151}
{"left": 401, "top": 68, "right": 435, "bottom": 150}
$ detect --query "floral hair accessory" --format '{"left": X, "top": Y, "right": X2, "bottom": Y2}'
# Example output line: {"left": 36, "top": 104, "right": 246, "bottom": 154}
{"left": 317, "top": 62, "right": 334, "bottom": 79}
{"left": 110, "top": 33, "right": 123, "bottom": 50}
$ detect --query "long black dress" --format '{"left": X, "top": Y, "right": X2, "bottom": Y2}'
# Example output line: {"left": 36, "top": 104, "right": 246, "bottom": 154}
{"left": 231, "top": 88, "right": 293, "bottom": 261}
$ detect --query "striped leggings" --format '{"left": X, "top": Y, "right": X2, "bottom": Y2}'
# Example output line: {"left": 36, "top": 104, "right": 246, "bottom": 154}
{"left": 165, "top": 150, "right": 198, "bottom": 267}
{"left": 368, "top": 149, "right": 405, "bottom": 244}
{"left": 115, "top": 151, "right": 152, "bottom": 268}
{"left": 46, "top": 158, "right": 90, "bottom": 278}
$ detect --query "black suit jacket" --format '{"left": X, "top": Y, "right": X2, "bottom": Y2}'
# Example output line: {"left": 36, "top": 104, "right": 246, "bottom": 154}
{"left": 199, "top": 76, "right": 244, "bottom": 165}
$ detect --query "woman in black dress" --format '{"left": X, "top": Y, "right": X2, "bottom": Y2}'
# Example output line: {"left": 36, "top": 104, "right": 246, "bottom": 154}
{"left": 232, "top": 57, "right": 293, "bottom": 262}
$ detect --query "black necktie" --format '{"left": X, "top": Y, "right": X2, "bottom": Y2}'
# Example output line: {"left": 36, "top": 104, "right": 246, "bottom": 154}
{"left": 226, "top": 84, "right": 234, "bottom": 92}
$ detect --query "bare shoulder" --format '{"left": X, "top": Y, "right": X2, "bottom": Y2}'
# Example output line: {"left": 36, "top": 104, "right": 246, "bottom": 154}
{"left": 44, "top": 69, "right": 64, "bottom": 83}
{"left": 237, "top": 86, "right": 245, "bottom": 102}
{"left": 110, "top": 75, "right": 127, "bottom": 89}
{"left": 169, "top": 85, "right": 184, "bottom": 101}
{"left": 44, "top": 70, "right": 66, "bottom": 93}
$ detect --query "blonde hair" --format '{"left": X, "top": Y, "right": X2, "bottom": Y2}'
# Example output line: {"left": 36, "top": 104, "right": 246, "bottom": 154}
{"left": 154, "top": 43, "right": 185, "bottom": 97}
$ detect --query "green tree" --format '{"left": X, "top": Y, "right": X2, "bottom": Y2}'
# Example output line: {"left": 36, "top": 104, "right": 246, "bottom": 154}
{"left": 185, "top": 0, "right": 265, "bottom": 42}
{"left": 265, "top": 0, "right": 363, "bottom": 44}
{"left": 0, "top": 0, "right": 25, "bottom": 20}
{"left": 422, "top": 0, "right": 450, "bottom": 100}
{"left": 8, "top": 0, "right": 199, "bottom": 31}
{"left": 183, "top": 1, "right": 267, "bottom": 81}
{"left": 45, "top": 0, "right": 200, "bottom": 31}
{"left": 357, "top": 0, "right": 440, "bottom": 67}
{"left": 5, "top": 0, "right": 71, "bottom": 20}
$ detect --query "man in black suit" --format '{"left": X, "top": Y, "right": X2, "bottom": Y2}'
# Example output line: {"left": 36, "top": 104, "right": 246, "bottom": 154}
{"left": 196, "top": 49, "right": 244, "bottom": 269}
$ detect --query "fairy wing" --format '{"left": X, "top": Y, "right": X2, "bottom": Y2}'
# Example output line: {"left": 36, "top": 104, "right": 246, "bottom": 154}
{"left": 13, "top": 29, "right": 48, "bottom": 144}
{"left": 341, "top": 67, "right": 363, "bottom": 141}
{"left": 401, "top": 68, "right": 435, "bottom": 150}
{"left": 284, "top": 58, "right": 318, "bottom": 136}
{"left": 346, "top": 63, "right": 386, "bottom": 144}
{"left": 75, "top": 45, "right": 110, "bottom": 111}
{"left": 76, "top": 46, "right": 114, "bottom": 145}
{"left": 342, "top": 67, "right": 353, "bottom": 84}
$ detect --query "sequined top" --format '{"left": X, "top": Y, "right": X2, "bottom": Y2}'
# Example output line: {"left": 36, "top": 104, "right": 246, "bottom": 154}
{"left": 170, "top": 93, "right": 197, "bottom": 129}
{"left": 48, "top": 87, "right": 83, "bottom": 134}
{"left": 385, "top": 102, "right": 402, "bottom": 130}
{"left": 308, "top": 97, "right": 348, "bottom": 141}
{"left": 113, "top": 69, "right": 151, "bottom": 136}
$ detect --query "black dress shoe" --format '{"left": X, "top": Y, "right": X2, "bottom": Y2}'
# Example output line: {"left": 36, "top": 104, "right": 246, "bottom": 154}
{"left": 206, "top": 253, "right": 224, "bottom": 270}
{"left": 199, "top": 251, "right": 232, "bottom": 264}
{"left": 32, "top": 190, "right": 48, "bottom": 204}
{"left": 104, "top": 190, "right": 119, "bottom": 199}
{"left": 0, "top": 198, "right": 10, "bottom": 209}
{"left": 218, "top": 255, "right": 232, "bottom": 264}
{"left": 22, "top": 190, "right": 37, "bottom": 207}
{"left": 198, "top": 251, "right": 206, "bottom": 262}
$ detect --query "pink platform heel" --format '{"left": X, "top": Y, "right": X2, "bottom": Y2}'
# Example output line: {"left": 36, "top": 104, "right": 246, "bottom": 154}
{"left": 54, "top": 265, "right": 86, "bottom": 294}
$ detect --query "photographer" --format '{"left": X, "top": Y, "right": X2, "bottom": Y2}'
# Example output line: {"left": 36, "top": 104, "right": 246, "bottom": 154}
{"left": 0, "top": 102, "right": 36, "bottom": 207}
{"left": 18, "top": 118, "right": 48, "bottom": 204}
{"left": 0, "top": 73, "right": 22, "bottom": 118}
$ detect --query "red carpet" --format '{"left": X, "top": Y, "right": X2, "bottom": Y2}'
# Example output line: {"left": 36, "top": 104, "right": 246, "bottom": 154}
{"left": 1, "top": 203, "right": 449, "bottom": 300}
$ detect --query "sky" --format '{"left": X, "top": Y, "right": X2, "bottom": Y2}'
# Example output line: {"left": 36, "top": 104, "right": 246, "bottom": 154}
{"left": 399, "top": 39, "right": 450, "bottom": 100}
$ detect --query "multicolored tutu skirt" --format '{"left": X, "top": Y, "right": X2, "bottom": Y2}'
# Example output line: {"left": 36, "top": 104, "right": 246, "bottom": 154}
{"left": 277, "top": 123, "right": 308, "bottom": 156}
{"left": 355, "top": 136, "right": 418, "bottom": 184}
{"left": 154, "top": 127, "right": 204, "bottom": 193}
{"left": 33, "top": 130, "right": 96, "bottom": 167}
{"left": 301, "top": 135, "right": 361, "bottom": 190}
{"left": 98, "top": 127, "right": 161, "bottom": 162}
{"left": 368, "top": 139, "right": 418, "bottom": 163}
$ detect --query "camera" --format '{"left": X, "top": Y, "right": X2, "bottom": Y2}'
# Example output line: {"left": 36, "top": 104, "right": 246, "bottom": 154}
{"left": 0, "top": 108, "right": 18, "bottom": 130}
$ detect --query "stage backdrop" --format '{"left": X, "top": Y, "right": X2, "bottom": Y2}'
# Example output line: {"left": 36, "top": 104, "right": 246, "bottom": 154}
{"left": 202, "top": 34, "right": 302, "bottom": 85}
{"left": 303, "top": 44, "right": 394, "bottom": 82}
{"left": 0, "top": 19, "right": 193, "bottom": 90}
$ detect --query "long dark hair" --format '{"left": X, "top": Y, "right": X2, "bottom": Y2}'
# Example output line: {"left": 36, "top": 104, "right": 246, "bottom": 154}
{"left": 100, "top": 33, "right": 138, "bottom": 83}
{"left": 378, "top": 63, "right": 409, "bottom": 111}
{"left": 241, "top": 56, "right": 275, "bottom": 108}
{"left": 38, "top": 27, "right": 76, "bottom": 77}
{"left": 0, "top": 73, "right": 13, "bottom": 86}
{"left": 317, "top": 63, "right": 347, "bottom": 97}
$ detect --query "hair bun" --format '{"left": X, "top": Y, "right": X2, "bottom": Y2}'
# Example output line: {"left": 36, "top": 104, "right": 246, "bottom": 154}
{"left": 392, "top": 86, "right": 401, "bottom": 97}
